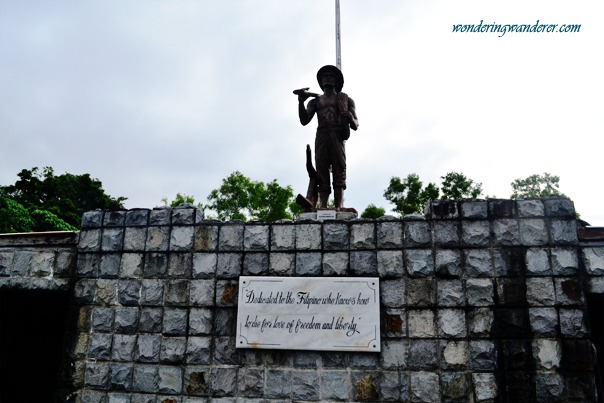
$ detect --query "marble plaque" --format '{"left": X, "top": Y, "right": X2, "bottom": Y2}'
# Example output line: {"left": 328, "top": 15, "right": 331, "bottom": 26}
{"left": 316, "top": 210, "right": 337, "bottom": 220}
{"left": 236, "top": 276, "right": 380, "bottom": 352}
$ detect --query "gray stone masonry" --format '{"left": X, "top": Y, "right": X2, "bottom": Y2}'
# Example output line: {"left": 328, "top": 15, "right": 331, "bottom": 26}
{"left": 2, "top": 198, "right": 603, "bottom": 401}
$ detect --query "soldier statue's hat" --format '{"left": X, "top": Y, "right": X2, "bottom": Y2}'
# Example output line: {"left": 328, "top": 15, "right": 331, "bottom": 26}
{"left": 317, "top": 65, "right": 344, "bottom": 92}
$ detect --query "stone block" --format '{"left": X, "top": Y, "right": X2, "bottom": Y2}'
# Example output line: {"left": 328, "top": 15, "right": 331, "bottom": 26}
{"left": 109, "top": 363, "right": 133, "bottom": 391}
{"left": 214, "top": 309, "right": 236, "bottom": 337}
{"left": 492, "top": 219, "right": 519, "bottom": 245}
{"left": 517, "top": 199, "right": 544, "bottom": 217}
{"left": 85, "top": 362, "right": 109, "bottom": 388}
{"left": 441, "top": 341, "right": 469, "bottom": 370}
{"left": 214, "top": 337, "right": 238, "bottom": 365}
{"left": 160, "top": 337, "right": 186, "bottom": 363}
{"left": 0, "top": 251, "right": 14, "bottom": 276}
{"left": 184, "top": 366, "right": 210, "bottom": 396}
{"left": 216, "top": 253, "right": 242, "bottom": 278}
{"left": 438, "top": 309, "right": 466, "bottom": 338}
{"left": 583, "top": 247, "right": 604, "bottom": 275}
{"left": 433, "top": 221, "right": 460, "bottom": 247}
{"left": 163, "top": 308, "right": 188, "bottom": 335}
{"left": 242, "top": 253, "right": 268, "bottom": 275}
{"left": 139, "top": 307, "right": 162, "bottom": 333}
{"left": 215, "top": 280, "right": 237, "bottom": 306}
{"left": 211, "top": 367, "right": 237, "bottom": 397}
{"left": 430, "top": 200, "right": 459, "bottom": 219}
{"left": 238, "top": 367, "right": 263, "bottom": 397}
{"left": 74, "top": 279, "right": 96, "bottom": 303}
{"left": 78, "top": 229, "right": 102, "bottom": 252}
{"left": 379, "top": 370, "right": 402, "bottom": 401}
{"left": 98, "top": 253, "right": 121, "bottom": 278}
{"left": 407, "top": 278, "right": 435, "bottom": 306}
{"left": 544, "top": 198, "right": 575, "bottom": 217}
{"left": 146, "top": 226, "right": 169, "bottom": 251}
{"left": 323, "top": 223, "right": 349, "bottom": 250}
{"left": 125, "top": 209, "right": 149, "bottom": 226}
{"left": 551, "top": 248, "right": 578, "bottom": 275}
{"left": 170, "top": 226, "right": 194, "bottom": 251}
{"left": 95, "top": 279, "right": 117, "bottom": 305}
{"left": 525, "top": 248, "right": 550, "bottom": 275}
{"left": 406, "top": 249, "right": 434, "bottom": 277}
{"left": 133, "top": 335, "right": 161, "bottom": 367}
{"left": 30, "top": 251, "right": 54, "bottom": 277}
{"left": 383, "top": 308, "right": 406, "bottom": 337}
{"left": 265, "top": 369, "right": 291, "bottom": 398}
{"left": 410, "top": 371, "right": 440, "bottom": 403}
{"left": 535, "top": 371, "right": 564, "bottom": 401}
{"left": 172, "top": 207, "right": 197, "bottom": 225}
{"left": 441, "top": 371, "right": 470, "bottom": 402}
{"left": 526, "top": 278, "right": 555, "bottom": 306}
{"left": 350, "top": 223, "right": 376, "bottom": 249}
{"left": 461, "top": 200, "right": 488, "bottom": 218}
{"left": 81, "top": 211, "right": 104, "bottom": 228}
{"left": 132, "top": 364, "right": 159, "bottom": 393}
{"left": 194, "top": 226, "right": 218, "bottom": 251}
{"left": 408, "top": 309, "right": 435, "bottom": 338}
{"left": 321, "top": 370, "right": 350, "bottom": 400}
{"left": 352, "top": 372, "right": 379, "bottom": 401}
{"left": 550, "top": 219, "right": 578, "bottom": 245}
{"left": 350, "top": 353, "right": 379, "bottom": 369}
{"left": 244, "top": 225, "right": 269, "bottom": 251}
{"left": 120, "top": 253, "right": 143, "bottom": 278}
{"left": 150, "top": 208, "right": 171, "bottom": 225}
{"left": 377, "top": 250, "right": 404, "bottom": 277}
{"left": 112, "top": 334, "right": 136, "bottom": 362}
{"left": 189, "top": 308, "right": 213, "bottom": 335}
{"left": 186, "top": 337, "right": 211, "bottom": 364}
{"left": 271, "top": 224, "right": 296, "bottom": 250}
{"left": 434, "top": 249, "right": 462, "bottom": 278}
{"left": 140, "top": 279, "right": 164, "bottom": 305}
{"left": 295, "top": 252, "right": 322, "bottom": 276}
{"left": 165, "top": 279, "right": 189, "bottom": 306}
{"left": 472, "top": 372, "right": 497, "bottom": 402}
{"left": 466, "top": 279, "right": 493, "bottom": 306}
{"left": 405, "top": 221, "right": 431, "bottom": 247}
{"left": 294, "top": 351, "right": 320, "bottom": 368}
{"left": 555, "top": 277, "right": 584, "bottom": 305}
{"left": 528, "top": 307, "right": 558, "bottom": 336}
{"left": 519, "top": 218, "right": 549, "bottom": 245}
{"left": 193, "top": 253, "right": 217, "bottom": 277}
{"left": 270, "top": 252, "right": 294, "bottom": 275}
{"left": 92, "top": 307, "right": 114, "bottom": 331}
{"left": 88, "top": 332, "right": 112, "bottom": 360}
{"left": 350, "top": 251, "right": 377, "bottom": 275}
{"left": 559, "top": 308, "right": 587, "bottom": 337}
{"left": 494, "top": 308, "right": 530, "bottom": 338}
{"left": 124, "top": 227, "right": 147, "bottom": 251}
{"left": 189, "top": 280, "right": 215, "bottom": 306}
{"left": 461, "top": 220, "right": 489, "bottom": 247}
{"left": 501, "top": 339, "right": 532, "bottom": 369}
{"left": 118, "top": 279, "right": 141, "bottom": 305}
{"left": 219, "top": 225, "right": 244, "bottom": 251}
{"left": 76, "top": 252, "right": 99, "bottom": 278}
{"left": 470, "top": 340, "right": 497, "bottom": 370}
{"left": 323, "top": 252, "right": 348, "bottom": 275}
{"left": 408, "top": 339, "right": 438, "bottom": 370}
{"left": 296, "top": 223, "right": 321, "bottom": 250}
{"left": 143, "top": 252, "right": 167, "bottom": 277}
{"left": 464, "top": 249, "right": 492, "bottom": 277}
{"left": 437, "top": 280, "right": 465, "bottom": 307}
{"left": 167, "top": 252, "right": 192, "bottom": 278}
{"left": 532, "top": 339, "right": 561, "bottom": 369}
{"left": 292, "top": 370, "right": 319, "bottom": 400}
{"left": 377, "top": 221, "right": 403, "bottom": 248}
{"left": 114, "top": 306, "right": 139, "bottom": 333}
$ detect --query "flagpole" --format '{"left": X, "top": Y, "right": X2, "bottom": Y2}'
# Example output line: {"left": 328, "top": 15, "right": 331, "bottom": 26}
{"left": 335, "top": 0, "right": 341, "bottom": 70}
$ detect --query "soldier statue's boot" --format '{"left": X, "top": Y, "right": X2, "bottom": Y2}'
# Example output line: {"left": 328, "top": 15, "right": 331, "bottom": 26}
{"left": 334, "top": 188, "right": 344, "bottom": 210}
{"left": 319, "top": 192, "right": 330, "bottom": 209}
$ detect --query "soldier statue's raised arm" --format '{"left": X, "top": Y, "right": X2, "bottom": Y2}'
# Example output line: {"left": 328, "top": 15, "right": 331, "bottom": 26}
{"left": 297, "top": 65, "right": 358, "bottom": 210}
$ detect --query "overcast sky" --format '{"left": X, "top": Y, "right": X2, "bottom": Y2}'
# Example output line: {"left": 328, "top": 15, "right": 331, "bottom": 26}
{"left": 1, "top": 0, "right": 603, "bottom": 224}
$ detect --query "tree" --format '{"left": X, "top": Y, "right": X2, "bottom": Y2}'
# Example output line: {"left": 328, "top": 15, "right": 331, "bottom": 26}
{"left": 361, "top": 204, "right": 386, "bottom": 219}
{"left": 206, "top": 171, "right": 295, "bottom": 222}
{"left": 161, "top": 193, "right": 201, "bottom": 208}
{"left": 440, "top": 172, "right": 483, "bottom": 200}
{"left": 1, "top": 167, "right": 126, "bottom": 230}
{"left": 510, "top": 173, "right": 566, "bottom": 199}
{"left": 383, "top": 174, "right": 439, "bottom": 216}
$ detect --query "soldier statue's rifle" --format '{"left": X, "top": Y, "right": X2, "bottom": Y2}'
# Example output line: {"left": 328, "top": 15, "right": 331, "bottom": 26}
{"left": 293, "top": 88, "right": 320, "bottom": 98}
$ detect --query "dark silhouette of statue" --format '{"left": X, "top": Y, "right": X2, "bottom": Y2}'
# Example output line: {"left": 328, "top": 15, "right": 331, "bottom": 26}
{"left": 295, "top": 65, "right": 359, "bottom": 210}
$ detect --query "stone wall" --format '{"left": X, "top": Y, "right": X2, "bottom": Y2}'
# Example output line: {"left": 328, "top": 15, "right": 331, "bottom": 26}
{"left": 1, "top": 198, "right": 604, "bottom": 402}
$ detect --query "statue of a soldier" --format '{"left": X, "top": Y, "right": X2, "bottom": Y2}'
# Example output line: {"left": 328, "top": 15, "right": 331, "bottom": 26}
{"left": 297, "top": 65, "right": 359, "bottom": 210}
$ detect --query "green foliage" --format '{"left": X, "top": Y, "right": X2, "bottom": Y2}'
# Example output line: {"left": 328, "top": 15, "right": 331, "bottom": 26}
{"left": 161, "top": 193, "right": 202, "bottom": 208}
{"left": 361, "top": 204, "right": 386, "bottom": 219}
{"left": 0, "top": 197, "right": 35, "bottom": 233}
{"left": 384, "top": 174, "right": 439, "bottom": 216}
{"left": 206, "top": 171, "right": 295, "bottom": 222}
{"left": 440, "top": 171, "right": 483, "bottom": 200}
{"left": 1, "top": 166, "right": 126, "bottom": 230}
{"left": 510, "top": 173, "right": 565, "bottom": 199}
